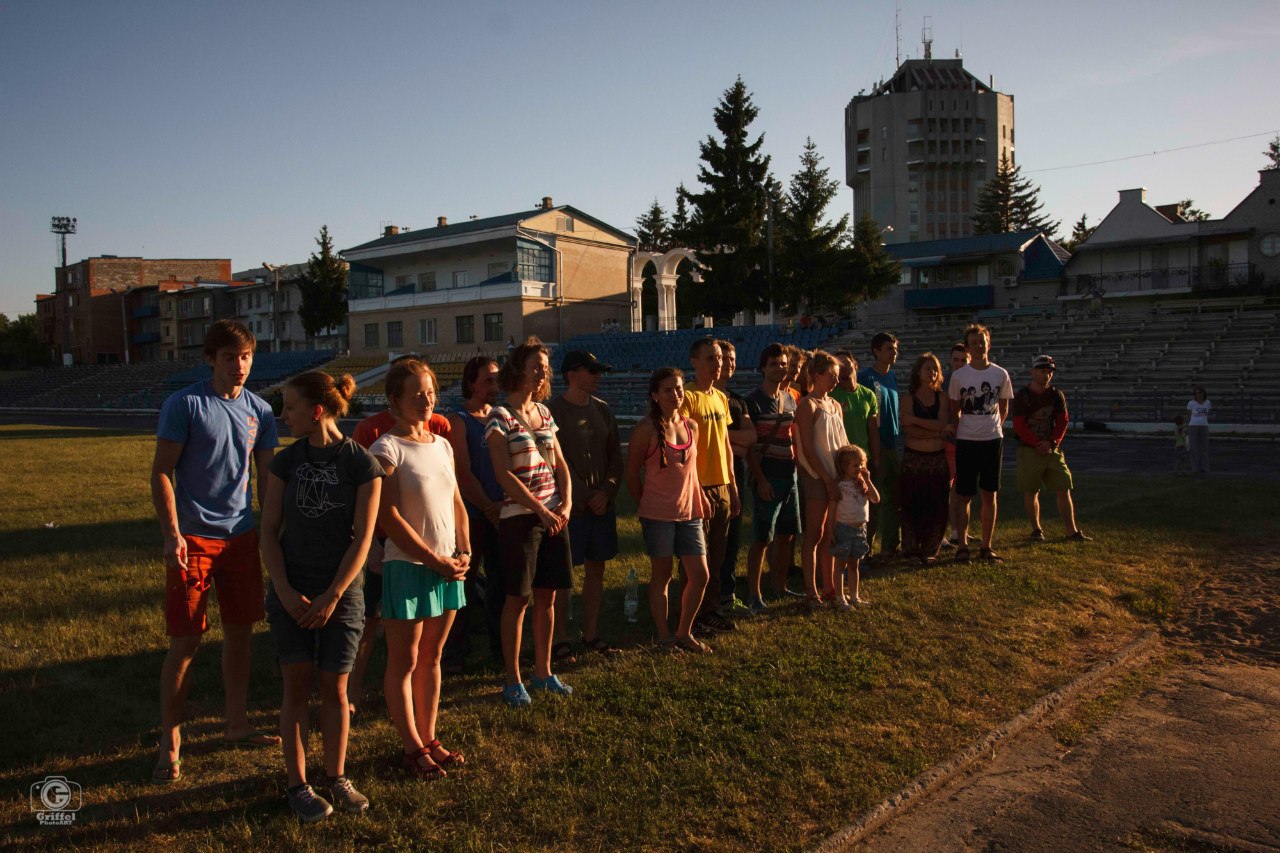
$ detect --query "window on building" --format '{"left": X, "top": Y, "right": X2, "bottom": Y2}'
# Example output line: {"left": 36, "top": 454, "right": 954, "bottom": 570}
{"left": 954, "top": 266, "right": 975, "bottom": 283}
{"left": 880, "top": 126, "right": 887, "bottom": 139}
{"left": 518, "top": 243, "right": 553, "bottom": 282}
{"left": 364, "top": 323, "right": 379, "bottom": 348}
{"left": 395, "top": 274, "right": 413, "bottom": 292}
{"left": 456, "top": 315, "right": 475, "bottom": 343}
{"left": 419, "top": 271, "right": 436, "bottom": 291}
{"left": 556, "top": 215, "right": 575, "bottom": 232}
{"left": 386, "top": 321, "right": 403, "bottom": 347}
{"left": 483, "top": 313, "right": 503, "bottom": 342}
{"left": 881, "top": 147, "right": 886, "bottom": 162}
{"left": 280, "top": 319, "right": 290, "bottom": 337}
{"left": 419, "top": 318, "right": 437, "bottom": 345}
{"left": 907, "top": 120, "right": 921, "bottom": 136}
{"left": 857, "top": 128, "right": 869, "bottom": 144}
{"left": 487, "top": 261, "right": 508, "bottom": 279}
{"left": 452, "top": 271, "right": 468, "bottom": 289}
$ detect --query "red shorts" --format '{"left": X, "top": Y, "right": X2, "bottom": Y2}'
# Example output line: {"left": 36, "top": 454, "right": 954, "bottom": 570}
{"left": 165, "top": 529, "right": 266, "bottom": 636}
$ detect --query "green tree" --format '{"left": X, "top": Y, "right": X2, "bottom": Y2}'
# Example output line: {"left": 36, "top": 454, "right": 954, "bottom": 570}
{"left": 670, "top": 184, "right": 693, "bottom": 247}
{"left": 0, "top": 313, "right": 49, "bottom": 368}
{"left": 1264, "top": 134, "right": 1280, "bottom": 169}
{"left": 1176, "top": 199, "right": 1211, "bottom": 222}
{"left": 684, "top": 77, "right": 772, "bottom": 318}
{"left": 634, "top": 199, "right": 670, "bottom": 252}
{"left": 776, "top": 137, "right": 849, "bottom": 313}
{"left": 844, "top": 214, "right": 901, "bottom": 306}
{"left": 1061, "top": 214, "right": 1097, "bottom": 252}
{"left": 299, "top": 225, "right": 348, "bottom": 341}
{"left": 972, "top": 153, "right": 1060, "bottom": 236}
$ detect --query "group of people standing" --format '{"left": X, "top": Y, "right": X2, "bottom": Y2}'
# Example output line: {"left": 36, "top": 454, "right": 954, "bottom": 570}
{"left": 147, "top": 318, "right": 1094, "bottom": 824}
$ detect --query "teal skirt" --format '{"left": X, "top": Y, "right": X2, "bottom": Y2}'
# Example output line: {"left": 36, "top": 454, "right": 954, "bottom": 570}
{"left": 381, "top": 559, "right": 466, "bottom": 620}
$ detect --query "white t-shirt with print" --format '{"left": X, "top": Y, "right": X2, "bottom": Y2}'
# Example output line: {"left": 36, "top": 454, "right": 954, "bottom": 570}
{"left": 835, "top": 479, "right": 870, "bottom": 525}
{"left": 948, "top": 363, "right": 1013, "bottom": 441}
{"left": 1186, "top": 399, "right": 1211, "bottom": 426}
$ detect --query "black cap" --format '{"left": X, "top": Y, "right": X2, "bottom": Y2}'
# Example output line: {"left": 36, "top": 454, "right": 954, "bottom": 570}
{"left": 560, "top": 350, "right": 613, "bottom": 375}
{"left": 1032, "top": 354, "right": 1057, "bottom": 369}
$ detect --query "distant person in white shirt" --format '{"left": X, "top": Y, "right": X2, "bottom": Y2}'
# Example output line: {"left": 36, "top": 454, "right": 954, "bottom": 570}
{"left": 1185, "top": 386, "right": 1212, "bottom": 477}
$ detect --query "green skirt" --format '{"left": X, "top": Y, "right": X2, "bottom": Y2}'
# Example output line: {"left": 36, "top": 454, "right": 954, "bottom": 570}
{"left": 381, "top": 559, "right": 466, "bottom": 620}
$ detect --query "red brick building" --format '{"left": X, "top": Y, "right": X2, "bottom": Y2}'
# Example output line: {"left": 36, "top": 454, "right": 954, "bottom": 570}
{"left": 41, "top": 256, "right": 232, "bottom": 364}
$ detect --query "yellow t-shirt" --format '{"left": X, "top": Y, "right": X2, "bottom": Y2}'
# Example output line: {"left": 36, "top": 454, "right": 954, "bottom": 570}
{"left": 680, "top": 385, "right": 731, "bottom": 486}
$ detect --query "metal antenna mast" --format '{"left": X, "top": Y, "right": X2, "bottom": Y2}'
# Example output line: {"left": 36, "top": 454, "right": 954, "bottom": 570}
{"left": 894, "top": 1, "right": 902, "bottom": 66}
{"left": 922, "top": 16, "right": 933, "bottom": 61}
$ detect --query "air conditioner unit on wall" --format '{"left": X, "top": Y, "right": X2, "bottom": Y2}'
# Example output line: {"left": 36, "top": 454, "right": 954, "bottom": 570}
{"left": 1003, "top": 276, "right": 1017, "bottom": 288}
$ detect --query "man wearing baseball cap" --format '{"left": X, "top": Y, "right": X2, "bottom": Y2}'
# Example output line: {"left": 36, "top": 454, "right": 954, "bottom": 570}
{"left": 1011, "top": 354, "right": 1092, "bottom": 542}
{"left": 548, "top": 351, "right": 623, "bottom": 657}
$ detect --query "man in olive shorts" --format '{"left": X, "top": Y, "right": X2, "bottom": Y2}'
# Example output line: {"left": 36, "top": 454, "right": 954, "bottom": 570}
{"left": 1011, "top": 354, "right": 1092, "bottom": 542}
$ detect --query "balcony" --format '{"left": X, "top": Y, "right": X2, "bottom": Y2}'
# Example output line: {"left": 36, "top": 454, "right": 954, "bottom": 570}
{"left": 132, "top": 305, "right": 159, "bottom": 319}
{"left": 1061, "top": 263, "right": 1259, "bottom": 297}
{"left": 349, "top": 280, "right": 555, "bottom": 314}
{"left": 132, "top": 331, "right": 161, "bottom": 344}
{"left": 904, "top": 284, "right": 995, "bottom": 310}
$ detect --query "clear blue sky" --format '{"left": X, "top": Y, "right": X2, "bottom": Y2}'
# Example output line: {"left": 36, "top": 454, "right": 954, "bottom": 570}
{"left": 2, "top": 0, "right": 1277, "bottom": 318}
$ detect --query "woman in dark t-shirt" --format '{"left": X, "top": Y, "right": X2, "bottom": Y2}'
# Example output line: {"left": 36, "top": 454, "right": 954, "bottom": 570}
{"left": 260, "top": 371, "right": 384, "bottom": 822}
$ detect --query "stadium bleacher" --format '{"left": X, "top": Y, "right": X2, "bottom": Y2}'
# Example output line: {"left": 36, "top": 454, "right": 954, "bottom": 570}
{"left": 3, "top": 298, "right": 1278, "bottom": 424}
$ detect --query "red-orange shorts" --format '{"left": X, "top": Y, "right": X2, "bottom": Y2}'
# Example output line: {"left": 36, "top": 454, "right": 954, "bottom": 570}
{"left": 165, "top": 529, "right": 266, "bottom": 636}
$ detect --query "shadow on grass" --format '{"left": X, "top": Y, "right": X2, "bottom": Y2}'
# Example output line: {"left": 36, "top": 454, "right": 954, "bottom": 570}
{"left": 0, "top": 519, "right": 156, "bottom": 559}
{"left": 0, "top": 632, "right": 284, "bottom": 770}
{"left": 0, "top": 427, "right": 152, "bottom": 441}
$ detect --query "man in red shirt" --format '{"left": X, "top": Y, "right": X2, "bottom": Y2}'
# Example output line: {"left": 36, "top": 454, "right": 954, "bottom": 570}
{"left": 1011, "top": 354, "right": 1091, "bottom": 543}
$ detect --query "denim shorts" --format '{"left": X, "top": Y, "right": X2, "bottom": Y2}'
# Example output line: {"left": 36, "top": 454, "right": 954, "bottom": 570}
{"left": 752, "top": 474, "right": 802, "bottom": 543}
{"left": 568, "top": 510, "right": 619, "bottom": 565}
{"left": 829, "top": 523, "right": 870, "bottom": 560}
{"left": 264, "top": 581, "right": 365, "bottom": 673}
{"left": 640, "top": 518, "right": 707, "bottom": 559}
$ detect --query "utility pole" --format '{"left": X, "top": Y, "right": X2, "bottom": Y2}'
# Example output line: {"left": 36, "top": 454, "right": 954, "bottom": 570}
{"left": 263, "top": 262, "right": 281, "bottom": 353}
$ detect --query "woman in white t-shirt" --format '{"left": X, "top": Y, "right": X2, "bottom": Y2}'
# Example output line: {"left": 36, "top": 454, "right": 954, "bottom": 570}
{"left": 1185, "top": 386, "right": 1211, "bottom": 477}
{"left": 371, "top": 360, "right": 470, "bottom": 781}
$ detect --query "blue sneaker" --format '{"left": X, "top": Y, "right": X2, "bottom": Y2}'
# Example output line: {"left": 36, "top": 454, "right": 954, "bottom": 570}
{"left": 529, "top": 674, "right": 574, "bottom": 696}
{"left": 502, "top": 682, "right": 531, "bottom": 707}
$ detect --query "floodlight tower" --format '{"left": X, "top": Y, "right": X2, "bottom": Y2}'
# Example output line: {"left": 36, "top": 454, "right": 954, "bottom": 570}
{"left": 51, "top": 216, "right": 77, "bottom": 268}
{"left": 51, "top": 216, "right": 77, "bottom": 366}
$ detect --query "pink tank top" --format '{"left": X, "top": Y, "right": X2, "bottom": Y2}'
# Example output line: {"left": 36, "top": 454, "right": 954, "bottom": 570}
{"left": 638, "top": 417, "right": 701, "bottom": 522}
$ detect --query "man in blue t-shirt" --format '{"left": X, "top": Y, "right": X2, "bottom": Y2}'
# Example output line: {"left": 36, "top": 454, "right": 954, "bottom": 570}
{"left": 858, "top": 331, "right": 902, "bottom": 559}
{"left": 150, "top": 319, "right": 280, "bottom": 783}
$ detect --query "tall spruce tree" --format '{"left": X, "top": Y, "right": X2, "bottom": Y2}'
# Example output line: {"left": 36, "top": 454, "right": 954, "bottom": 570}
{"left": 776, "top": 137, "right": 849, "bottom": 313}
{"left": 845, "top": 214, "right": 901, "bottom": 306}
{"left": 634, "top": 199, "right": 670, "bottom": 252}
{"left": 299, "top": 225, "right": 348, "bottom": 342}
{"left": 670, "top": 183, "right": 693, "bottom": 247}
{"left": 684, "top": 77, "right": 772, "bottom": 317}
{"left": 972, "top": 153, "right": 1060, "bottom": 236}
{"left": 1062, "top": 214, "right": 1097, "bottom": 252}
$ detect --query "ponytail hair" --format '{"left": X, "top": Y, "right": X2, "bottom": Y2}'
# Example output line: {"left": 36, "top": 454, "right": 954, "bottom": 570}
{"left": 286, "top": 370, "right": 356, "bottom": 419}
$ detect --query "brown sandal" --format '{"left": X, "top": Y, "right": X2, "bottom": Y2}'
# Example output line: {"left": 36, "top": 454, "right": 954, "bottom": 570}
{"left": 425, "top": 738, "right": 465, "bottom": 768}
{"left": 401, "top": 747, "right": 446, "bottom": 780}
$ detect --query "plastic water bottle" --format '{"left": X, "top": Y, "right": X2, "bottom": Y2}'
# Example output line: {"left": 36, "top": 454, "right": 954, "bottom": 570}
{"left": 624, "top": 568, "right": 639, "bottom": 623}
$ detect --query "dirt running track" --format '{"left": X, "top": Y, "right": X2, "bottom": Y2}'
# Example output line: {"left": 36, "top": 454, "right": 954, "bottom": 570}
{"left": 848, "top": 547, "right": 1280, "bottom": 853}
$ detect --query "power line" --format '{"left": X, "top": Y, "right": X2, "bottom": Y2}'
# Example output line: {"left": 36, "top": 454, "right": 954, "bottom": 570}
{"left": 1027, "top": 130, "right": 1279, "bottom": 174}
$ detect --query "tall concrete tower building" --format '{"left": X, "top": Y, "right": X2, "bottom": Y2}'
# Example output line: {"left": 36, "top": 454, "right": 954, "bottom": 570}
{"left": 844, "top": 53, "right": 1014, "bottom": 244}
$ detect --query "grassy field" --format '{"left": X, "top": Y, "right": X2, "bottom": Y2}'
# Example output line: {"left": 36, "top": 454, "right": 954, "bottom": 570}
{"left": 0, "top": 423, "right": 1273, "bottom": 852}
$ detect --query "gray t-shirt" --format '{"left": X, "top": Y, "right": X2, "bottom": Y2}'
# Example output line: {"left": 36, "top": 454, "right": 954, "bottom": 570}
{"left": 268, "top": 437, "right": 385, "bottom": 591}
{"left": 547, "top": 394, "right": 622, "bottom": 516}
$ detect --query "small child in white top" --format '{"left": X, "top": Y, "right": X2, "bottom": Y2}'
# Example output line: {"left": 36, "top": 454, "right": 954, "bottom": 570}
{"left": 827, "top": 445, "right": 881, "bottom": 609}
